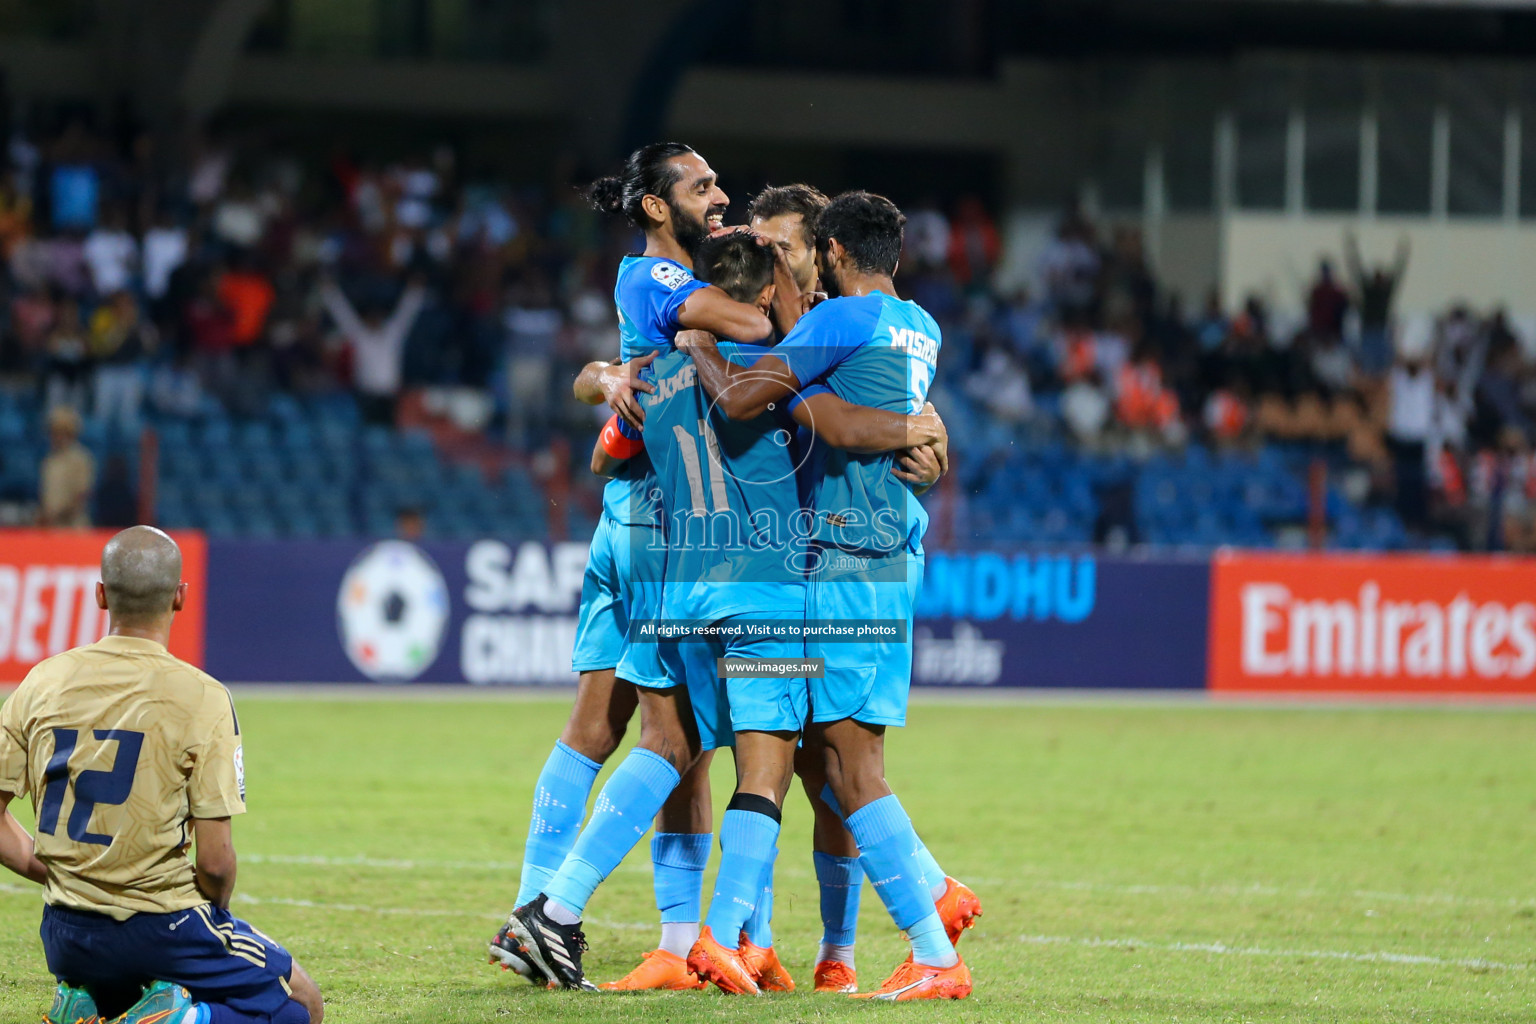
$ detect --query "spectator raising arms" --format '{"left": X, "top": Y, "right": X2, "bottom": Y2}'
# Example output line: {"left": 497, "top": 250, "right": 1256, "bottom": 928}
{"left": 321, "top": 273, "right": 427, "bottom": 426}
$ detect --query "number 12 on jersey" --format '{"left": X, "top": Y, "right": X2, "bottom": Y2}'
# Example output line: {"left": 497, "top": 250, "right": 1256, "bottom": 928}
{"left": 37, "top": 728, "right": 145, "bottom": 847}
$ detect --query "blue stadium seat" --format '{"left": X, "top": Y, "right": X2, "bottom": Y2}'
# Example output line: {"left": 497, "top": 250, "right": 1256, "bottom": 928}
{"left": 237, "top": 421, "right": 276, "bottom": 451}
{"left": 316, "top": 420, "right": 355, "bottom": 451}
{"left": 198, "top": 416, "right": 233, "bottom": 448}
{"left": 268, "top": 392, "right": 304, "bottom": 425}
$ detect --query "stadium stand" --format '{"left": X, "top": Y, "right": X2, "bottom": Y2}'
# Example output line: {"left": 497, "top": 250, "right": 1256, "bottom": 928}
{"left": 0, "top": 120, "right": 1531, "bottom": 552}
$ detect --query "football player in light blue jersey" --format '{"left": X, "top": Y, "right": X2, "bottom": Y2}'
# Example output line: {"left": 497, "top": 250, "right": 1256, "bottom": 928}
{"left": 681, "top": 191, "right": 976, "bottom": 1001}
{"left": 637, "top": 231, "right": 943, "bottom": 995}
{"left": 749, "top": 185, "right": 952, "bottom": 995}
{"left": 493, "top": 143, "right": 803, "bottom": 992}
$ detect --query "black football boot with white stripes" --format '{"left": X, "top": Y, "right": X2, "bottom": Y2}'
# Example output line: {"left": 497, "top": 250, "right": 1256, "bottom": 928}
{"left": 489, "top": 913, "right": 552, "bottom": 987}
{"left": 507, "top": 894, "right": 599, "bottom": 991}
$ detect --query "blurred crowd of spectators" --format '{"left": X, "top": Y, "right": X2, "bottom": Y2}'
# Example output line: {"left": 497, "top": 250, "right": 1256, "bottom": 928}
{"left": 0, "top": 120, "right": 629, "bottom": 447}
{"left": 1, "top": 119, "right": 1534, "bottom": 551}
{"left": 919, "top": 209, "right": 1536, "bottom": 553}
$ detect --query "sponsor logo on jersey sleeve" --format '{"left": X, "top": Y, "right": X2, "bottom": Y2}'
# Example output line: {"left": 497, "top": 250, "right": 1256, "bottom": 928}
{"left": 651, "top": 261, "right": 692, "bottom": 291}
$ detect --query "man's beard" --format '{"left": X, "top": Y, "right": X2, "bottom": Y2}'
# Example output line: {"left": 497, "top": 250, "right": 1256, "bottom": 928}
{"left": 669, "top": 201, "right": 714, "bottom": 256}
{"left": 818, "top": 254, "right": 842, "bottom": 298}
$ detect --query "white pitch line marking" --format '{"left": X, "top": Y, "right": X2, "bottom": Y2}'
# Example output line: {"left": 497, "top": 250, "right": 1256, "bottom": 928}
{"left": 1019, "top": 934, "right": 1529, "bottom": 972}
{"left": 240, "top": 854, "right": 1535, "bottom": 910}
{"left": 0, "top": 883, "right": 1519, "bottom": 967}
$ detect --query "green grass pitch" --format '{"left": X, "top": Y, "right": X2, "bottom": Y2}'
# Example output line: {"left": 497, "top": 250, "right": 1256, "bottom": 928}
{"left": 2, "top": 692, "right": 1533, "bottom": 1023}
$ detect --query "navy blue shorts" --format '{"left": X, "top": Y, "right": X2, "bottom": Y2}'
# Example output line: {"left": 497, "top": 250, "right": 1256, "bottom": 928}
{"left": 41, "top": 903, "right": 297, "bottom": 1021}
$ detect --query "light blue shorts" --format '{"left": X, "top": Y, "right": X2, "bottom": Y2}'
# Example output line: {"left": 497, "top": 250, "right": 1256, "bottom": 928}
{"left": 571, "top": 513, "right": 672, "bottom": 689}
{"left": 679, "top": 618, "right": 809, "bottom": 752}
{"left": 805, "top": 546, "right": 924, "bottom": 727}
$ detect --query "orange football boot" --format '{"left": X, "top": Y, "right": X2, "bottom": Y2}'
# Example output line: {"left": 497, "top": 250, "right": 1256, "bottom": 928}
{"left": 813, "top": 960, "right": 858, "bottom": 993}
{"left": 686, "top": 926, "right": 760, "bottom": 995}
{"left": 599, "top": 949, "right": 707, "bottom": 991}
{"left": 738, "top": 937, "right": 795, "bottom": 992}
{"left": 935, "top": 876, "right": 983, "bottom": 945}
{"left": 853, "top": 957, "right": 972, "bottom": 1001}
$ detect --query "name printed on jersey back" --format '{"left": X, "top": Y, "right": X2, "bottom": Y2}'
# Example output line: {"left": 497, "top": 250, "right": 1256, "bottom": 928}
{"left": 888, "top": 325, "right": 939, "bottom": 366}
{"left": 650, "top": 362, "right": 697, "bottom": 404}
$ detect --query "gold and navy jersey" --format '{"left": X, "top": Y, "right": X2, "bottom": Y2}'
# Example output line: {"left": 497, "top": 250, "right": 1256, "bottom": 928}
{"left": 0, "top": 635, "right": 245, "bottom": 920}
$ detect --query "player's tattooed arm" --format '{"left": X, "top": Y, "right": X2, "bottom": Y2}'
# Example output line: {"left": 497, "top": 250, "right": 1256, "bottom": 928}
{"left": 790, "top": 394, "right": 947, "bottom": 454}
{"left": 678, "top": 332, "right": 801, "bottom": 421}
{"left": 573, "top": 351, "right": 658, "bottom": 431}
{"left": 0, "top": 791, "right": 46, "bottom": 884}
{"left": 192, "top": 816, "right": 238, "bottom": 909}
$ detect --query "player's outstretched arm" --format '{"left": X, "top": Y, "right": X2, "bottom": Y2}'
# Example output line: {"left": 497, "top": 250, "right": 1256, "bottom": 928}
{"left": 678, "top": 332, "right": 801, "bottom": 421}
{"left": 574, "top": 352, "right": 658, "bottom": 431}
{"left": 677, "top": 285, "right": 775, "bottom": 342}
{"left": 192, "top": 816, "right": 238, "bottom": 909}
{"left": 591, "top": 413, "right": 644, "bottom": 477}
{"left": 790, "top": 393, "right": 946, "bottom": 454}
{"left": 0, "top": 791, "right": 46, "bottom": 884}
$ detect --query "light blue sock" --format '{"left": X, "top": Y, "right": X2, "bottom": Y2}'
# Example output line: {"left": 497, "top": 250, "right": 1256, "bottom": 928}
{"left": 905, "top": 908, "right": 959, "bottom": 968}
{"left": 844, "top": 794, "right": 956, "bottom": 967}
{"left": 517, "top": 741, "right": 602, "bottom": 906}
{"left": 742, "top": 844, "right": 778, "bottom": 948}
{"left": 822, "top": 784, "right": 946, "bottom": 902}
{"left": 814, "top": 851, "right": 863, "bottom": 946}
{"left": 703, "top": 809, "right": 780, "bottom": 949}
{"left": 652, "top": 832, "right": 712, "bottom": 923}
{"left": 912, "top": 839, "right": 948, "bottom": 900}
{"left": 542, "top": 747, "right": 680, "bottom": 918}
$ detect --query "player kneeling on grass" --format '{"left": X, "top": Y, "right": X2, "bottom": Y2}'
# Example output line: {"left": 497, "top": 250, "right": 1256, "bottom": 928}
{"left": 0, "top": 527, "right": 322, "bottom": 1024}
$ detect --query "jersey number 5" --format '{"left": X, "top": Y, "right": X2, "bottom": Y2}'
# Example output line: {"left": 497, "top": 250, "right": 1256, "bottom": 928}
{"left": 909, "top": 358, "right": 933, "bottom": 413}
{"left": 37, "top": 729, "right": 145, "bottom": 846}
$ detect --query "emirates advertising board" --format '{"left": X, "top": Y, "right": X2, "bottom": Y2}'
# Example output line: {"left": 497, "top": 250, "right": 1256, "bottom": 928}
{"left": 1209, "top": 552, "right": 1536, "bottom": 695}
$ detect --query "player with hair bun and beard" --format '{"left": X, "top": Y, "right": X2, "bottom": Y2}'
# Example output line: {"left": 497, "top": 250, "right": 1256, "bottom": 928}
{"left": 489, "top": 143, "right": 803, "bottom": 992}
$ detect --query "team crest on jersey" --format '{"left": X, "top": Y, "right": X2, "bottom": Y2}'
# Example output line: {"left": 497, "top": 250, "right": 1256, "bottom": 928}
{"left": 651, "top": 261, "right": 691, "bottom": 291}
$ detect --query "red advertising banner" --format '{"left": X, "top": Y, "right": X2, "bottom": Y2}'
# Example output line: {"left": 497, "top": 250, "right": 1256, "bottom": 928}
{"left": 1211, "top": 552, "right": 1536, "bottom": 694}
{"left": 0, "top": 530, "right": 207, "bottom": 683}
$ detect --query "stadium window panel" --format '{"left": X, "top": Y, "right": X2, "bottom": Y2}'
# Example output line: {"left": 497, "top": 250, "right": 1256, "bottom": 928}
{"left": 1376, "top": 66, "right": 1437, "bottom": 215}
{"left": 1446, "top": 67, "right": 1506, "bottom": 218}
{"left": 1303, "top": 62, "right": 1363, "bottom": 213}
{"left": 287, "top": 0, "right": 374, "bottom": 57}
{"left": 1092, "top": 63, "right": 1154, "bottom": 213}
{"left": 1517, "top": 70, "right": 1536, "bottom": 222}
{"left": 1097, "top": 131, "right": 1146, "bottom": 214}
{"left": 1518, "top": 71, "right": 1536, "bottom": 218}
{"left": 1235, "top": 65, "right": 1291, "bottom": 211}
{"left": 1165, "top": 65, "right": 1224, "bottom": 213}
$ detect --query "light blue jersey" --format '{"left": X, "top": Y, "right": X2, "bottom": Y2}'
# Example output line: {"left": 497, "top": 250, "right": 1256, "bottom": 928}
{"left": 774, "top": 290, "right": 942, "bottom": 727}
{"left": 642, "top": 341, "right": 807, "bottom": 625}
{"left": 776, "top": 292, "right": 941, "bottom": 555}
{"left": 643, "top": 337, "right": 809, "bottom": 749}
{"left": 569, "top": 255, "right": 705, "bottom": 683}
{"left": 601, "top": 255, "right": 709, "bottom": 528}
